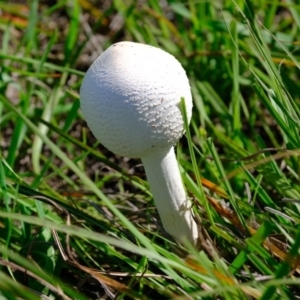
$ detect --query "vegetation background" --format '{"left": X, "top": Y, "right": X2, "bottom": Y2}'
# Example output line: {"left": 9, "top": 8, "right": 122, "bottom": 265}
{"left": 0, "top": 0, "right": 300, "bottom": 299}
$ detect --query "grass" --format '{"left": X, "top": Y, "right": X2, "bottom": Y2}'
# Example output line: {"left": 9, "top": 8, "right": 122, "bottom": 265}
{"left": 0, "top": 0, "right": 300, "bottom": 299}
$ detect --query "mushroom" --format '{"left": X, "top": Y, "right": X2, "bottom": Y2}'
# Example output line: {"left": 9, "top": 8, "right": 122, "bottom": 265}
{"left": 80, "top": 41, "right": 199, "bottom": 246}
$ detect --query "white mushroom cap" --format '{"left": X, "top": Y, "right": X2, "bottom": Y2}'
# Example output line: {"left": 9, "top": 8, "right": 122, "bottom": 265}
{"left": 80, "top": 41, "right": 193, "bottom": 158}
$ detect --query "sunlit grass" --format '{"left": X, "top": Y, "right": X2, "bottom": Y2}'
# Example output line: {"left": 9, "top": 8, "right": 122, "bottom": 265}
{"left": 0, "top": 0, "right": 300, "bottom": 299}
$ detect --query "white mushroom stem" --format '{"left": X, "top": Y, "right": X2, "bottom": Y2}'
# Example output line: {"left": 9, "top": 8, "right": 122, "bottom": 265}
{"left": 142, "top": 147, "right": 198, "bottom": 245}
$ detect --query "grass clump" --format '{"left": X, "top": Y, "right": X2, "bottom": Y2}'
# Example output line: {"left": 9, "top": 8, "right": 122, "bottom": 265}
{"left": 0, "top": 0, "right": 300, "bottom": 299}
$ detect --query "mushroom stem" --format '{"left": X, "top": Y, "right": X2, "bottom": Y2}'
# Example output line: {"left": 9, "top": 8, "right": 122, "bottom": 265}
{"left": 142, "top": 147, "right": 199, "bottom": 245}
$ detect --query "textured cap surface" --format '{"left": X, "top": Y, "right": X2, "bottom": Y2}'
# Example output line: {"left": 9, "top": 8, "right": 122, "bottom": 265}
{"left": 80, "top": 41, "right": 193, "bottom": 158}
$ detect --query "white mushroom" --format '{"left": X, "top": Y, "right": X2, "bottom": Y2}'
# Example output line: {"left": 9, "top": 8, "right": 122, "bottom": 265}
{"left": 80, "top": 41, "right": 199, "bottom": 246}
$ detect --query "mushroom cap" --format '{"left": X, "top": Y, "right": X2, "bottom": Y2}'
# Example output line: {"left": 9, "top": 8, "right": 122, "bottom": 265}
{"left": 80, "top": 41, "right": 192, "bottom": 158}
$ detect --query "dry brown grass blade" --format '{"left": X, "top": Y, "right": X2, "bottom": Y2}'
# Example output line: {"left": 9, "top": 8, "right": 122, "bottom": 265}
{"left": 67, "top": 261, "right": 131, "bottom": 294}
{"left": 193, "top": 150, "right": 293, "bottom": 199}
{"left": 0, "top": 13, "right": 28, "bottom": 27}
{"left": 78, "top": 0, "right": 109, "bottom": 24}
{"left": 226, "top": 149, "right": 300, "bottom": 180}
{"left": 206, "top": 196, "right": 242, "bottom": 229}
{"left": 200, "top": 177, "right": 228, "bottom": 199}
{"left": 206, "top": 196, "right": 300, "bottom": 273}
{"left": 185, "top": 256, "right": 235, "bottom": 285}
{"left": 141, "top": 6, "right": 184, "bottom": 47}
{"left": 272, "top": 57, "right": 300, "bottom": 66}
{"left": 185, "top": 256, "right": 262, "bottom": 298}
